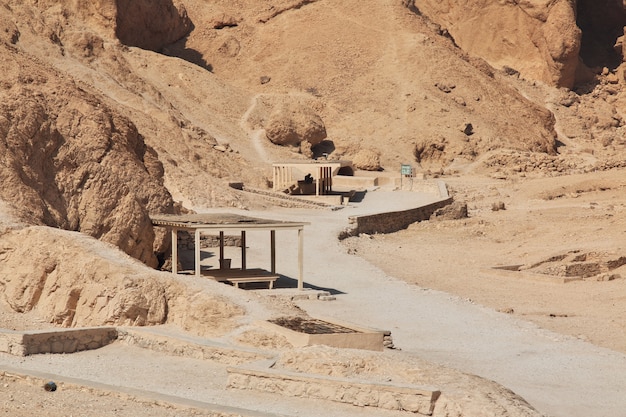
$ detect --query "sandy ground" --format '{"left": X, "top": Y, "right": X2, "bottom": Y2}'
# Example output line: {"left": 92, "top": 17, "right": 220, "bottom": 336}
{"left": 2, "top": 173, "right": 626, "bottom": 416}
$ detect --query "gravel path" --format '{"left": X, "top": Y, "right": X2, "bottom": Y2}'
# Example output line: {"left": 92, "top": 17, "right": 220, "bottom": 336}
{"left": 238, "top": 190, "right": 626, "bottom": 417}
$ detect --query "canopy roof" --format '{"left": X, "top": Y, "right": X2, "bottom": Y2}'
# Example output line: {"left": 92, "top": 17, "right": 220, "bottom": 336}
{"left": 151, "top": 213, "right": 309, "bottom": 231}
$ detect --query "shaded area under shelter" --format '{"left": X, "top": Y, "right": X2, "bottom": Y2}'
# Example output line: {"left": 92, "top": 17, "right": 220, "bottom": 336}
{"left": 272, "top": 160, "right": 354, "bottom": 196}
{"left": 152, "top": 213, "right": 309, "bottom": 290}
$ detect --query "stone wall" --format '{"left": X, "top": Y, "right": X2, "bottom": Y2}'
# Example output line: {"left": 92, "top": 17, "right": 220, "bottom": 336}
{"left": 117, "top": 328, "right": 270, "bottom": 365}
{"left": 0, "top": 327, "right": 118, "bottom": 356}
{"left": 177, "top": 232, "right": 242, "bottom": 250}
{"left": 227, "top": 364, "right": 441, "bottom": 415}
{"left": 342, "top": 181, "right": 452, "bottom": 237}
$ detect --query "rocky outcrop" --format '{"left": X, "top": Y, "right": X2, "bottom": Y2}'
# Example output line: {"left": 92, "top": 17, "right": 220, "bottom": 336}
{"left": 0, "top": 226, "right": 243, "bottom": 335}
{"left": 115, "top": 0, "right": 193, "bottom": 51}
{"left": 0, "top": 44, "right": 174, "bottom": 267}
{"left": 12, "top": 0, "right": 192, "bottom": 52}
{"left": 411, "top": 0, "right": 581, "bottom": 88}
{"left": 265, "top": 102, "right": 327, "bottom": 147}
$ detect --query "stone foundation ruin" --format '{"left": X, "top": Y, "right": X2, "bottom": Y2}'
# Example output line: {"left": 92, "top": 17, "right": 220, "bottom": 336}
{"left": 490, "top": 250, "right": 626, "bottom": 283}
{"left": 260, "top": 316, "right": 393, "bottom": 351}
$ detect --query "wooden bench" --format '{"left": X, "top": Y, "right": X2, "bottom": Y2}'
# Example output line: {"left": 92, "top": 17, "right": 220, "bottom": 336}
{"left": 204, "top": 268, "right": 279, "bottom": 289}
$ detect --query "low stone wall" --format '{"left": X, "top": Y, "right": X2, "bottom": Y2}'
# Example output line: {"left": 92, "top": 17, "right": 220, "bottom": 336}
{"left": 228, "top": 364, "right": 441, "bottom": 415}
{"left": 117, "top": 328, "right": 272, "bottom": 365}
{"left": 0, "top": 327, "right": 118, "bottom": 356}
{"left": 0, "top": 331, "right": 25, "bottom": 356}
{"left": 343, "top": 181, "right": 452, "bottom": 237}
{"left": 177, "top": 232, "right": 241, "bottom": 250}
{"left": 257, "top": 319, "right": 389, "bottom": 351}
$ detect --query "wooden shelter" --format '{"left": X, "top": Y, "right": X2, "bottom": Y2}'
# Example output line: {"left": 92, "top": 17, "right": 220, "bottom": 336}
{"left": 152, "top": 213, "right": 309, "bottom": 290}
{"left": 272, "top": 160, "right": 353, "bottom": 196}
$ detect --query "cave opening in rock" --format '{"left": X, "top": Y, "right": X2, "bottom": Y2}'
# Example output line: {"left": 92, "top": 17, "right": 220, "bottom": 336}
{"left": 577, "top": 0, "right": 626, "bottom": 70}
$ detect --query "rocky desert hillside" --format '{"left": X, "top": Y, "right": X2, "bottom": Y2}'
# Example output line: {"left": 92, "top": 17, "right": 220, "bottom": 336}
{"left": 0, "top": 0, "right": 625, "bottom": 337}
{"left": 3, "top": 0, "right": 626, "bottom": 260}
{"left": 2, "top": 0, "right": 626, "bottom": 414}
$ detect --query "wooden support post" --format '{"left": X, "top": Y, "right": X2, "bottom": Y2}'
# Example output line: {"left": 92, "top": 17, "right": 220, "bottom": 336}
{"left": 270, "top": 230, "right": 276, "bottom": 274}
{"left": 219, "top": 231, "right": 225, "bottom": 267}
{"left": 316, "top": 166, "right": 321, "bottom": 196}
{"left": 327, "top": 167, "right": 332, "bottom": 193}
{"left": 220, "top": 232, "right": 225, "bottom": 257}
{"left": 298, "top": 227, "right": 304, "bottom": 290}
{"left": 273, "top": 166, "right": 277, "bottom": 192}
{"left": 241, "top": 230, "right": 247, "bottom": 270}
{"left": 171, "top": 228, "right": 178, "bottom": 275}
{"left": 195, "top": 229, "right": 201, "bottom": 277}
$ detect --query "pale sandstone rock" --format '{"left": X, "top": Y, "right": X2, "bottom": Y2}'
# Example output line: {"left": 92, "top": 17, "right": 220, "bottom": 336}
{"left": 0, "top": 44, "right": 175, "bottom": 267}
{"left": 352, "top": 149, "right": 381, "bottom": 171}
{"left": 0, "top": 226, "right": 243, "bottom": 334}
{"left": 16, "top": 0, "right": 191, "bottom": 52}
{"left": 265, "top": 102, "right": 327, "bottom": 147}
{"left": 412, "top": 0, "right": 581, "bottom": 88}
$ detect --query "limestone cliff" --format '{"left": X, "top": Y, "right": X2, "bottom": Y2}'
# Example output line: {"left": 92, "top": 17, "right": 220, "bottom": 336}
{"left": 411, "top": 0, "right": 581, "bottom": 88}
{"left": 0, "top": 42, "right": 174, "bottom": 267}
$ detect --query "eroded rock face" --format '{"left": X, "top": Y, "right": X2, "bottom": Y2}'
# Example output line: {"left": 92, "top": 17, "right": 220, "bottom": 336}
{"left": 412, "top": 0, "right": 581, "bottom": 88}
{"left": 0, "top": 226, "right": 243, "bottom": 334}
{"left": 14, "top": 0, "right": 192, "bottom": 52}
{"left": 0, "top": 44, "right": 174, "bottom": 267}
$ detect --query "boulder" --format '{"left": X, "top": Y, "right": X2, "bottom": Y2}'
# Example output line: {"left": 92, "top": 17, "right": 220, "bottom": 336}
{"left": 352, "top": 149, "right": 381, "bottom": 171}
{"left": 430, "top": 201, "right": 468, "bottom": 220}
{"left": 115, "top": 0, "right": 192, "bottom": 51}
{"left": 265, "top": 103, "right": 327, "bottom": 147}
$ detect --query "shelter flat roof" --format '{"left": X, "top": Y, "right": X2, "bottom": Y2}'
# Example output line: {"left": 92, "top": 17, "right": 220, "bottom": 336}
{"left": 272, "top": 160, "right": 352, "bottom": 167}
{"left": 151, "top": 213, "right": 309, "bottom": 230}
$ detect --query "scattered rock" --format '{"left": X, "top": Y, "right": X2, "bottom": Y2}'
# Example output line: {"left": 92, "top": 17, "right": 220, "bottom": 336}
{"left": 210, "top": 12, "right": 238, "bottom": 29}
{"left": 435, "top": 82, "right": 455, "bottom": 93}
{"left": 491, "top": 201, "right": 506, "bottom": 211}
{"left": 502, "top": 66, "right": 520, "bottom": 77}
{"left": 460, "top": 122, "right": 474, "bottom": 135}
{"left": 430, "top": 201, "right": 468, "bottom": 220}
